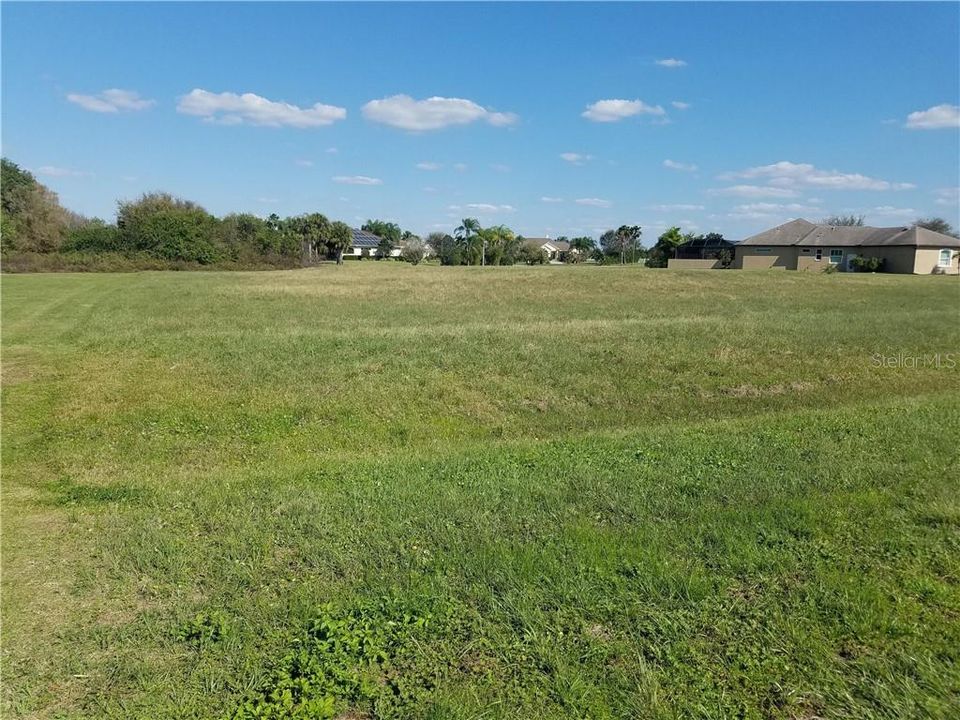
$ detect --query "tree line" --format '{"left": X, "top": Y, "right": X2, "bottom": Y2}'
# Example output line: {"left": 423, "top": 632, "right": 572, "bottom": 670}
{"left": 1, "top": 159, "right": 359, "bottom": 269}
{"left": 5, "top": 156, "right": 954, "bottom": 272}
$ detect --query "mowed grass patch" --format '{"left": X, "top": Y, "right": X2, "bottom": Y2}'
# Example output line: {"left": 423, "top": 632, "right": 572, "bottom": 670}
{"left": 2, "top": 264, "right": 959, "bottom": 718}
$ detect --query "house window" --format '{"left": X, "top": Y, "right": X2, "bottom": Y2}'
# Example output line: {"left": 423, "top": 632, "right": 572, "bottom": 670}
{"left": 829, "top": 249, "right": 843, "bottom": 264}
{"left": 756, "top": 248, "right": 770, "bottom": 253}
{"left": 939, "top": 249, "right": 953, "bottom": 267}
{"left": 801, "top": 248, "right": 810, "bottom": 253}
{"left": 815, "top": 249, "right": 822, "bottom": 261}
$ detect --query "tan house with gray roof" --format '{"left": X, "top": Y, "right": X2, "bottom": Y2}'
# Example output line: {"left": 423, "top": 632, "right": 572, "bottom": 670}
{"left": 734, "top": 219, "right": 960, "bottom": 274}
{"left": 523, "top": 237, "right": 571, "bottom": 263}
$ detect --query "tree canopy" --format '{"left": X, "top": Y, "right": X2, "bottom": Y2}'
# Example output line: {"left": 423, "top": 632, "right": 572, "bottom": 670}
{"left": 915, "top": 217, "right": 958, "bottom": 238}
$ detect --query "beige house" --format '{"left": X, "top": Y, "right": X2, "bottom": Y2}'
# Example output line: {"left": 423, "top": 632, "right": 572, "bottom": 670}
{"left": 734, "top": 219, "right": 960, "bottom": 274}
{"left": 523, "top": 238, "right": 571, "bottom": 263}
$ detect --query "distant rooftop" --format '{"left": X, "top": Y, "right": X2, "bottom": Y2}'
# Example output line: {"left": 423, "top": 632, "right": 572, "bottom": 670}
{"left": 739, "top": 219, "right": 960, "bottom": 248}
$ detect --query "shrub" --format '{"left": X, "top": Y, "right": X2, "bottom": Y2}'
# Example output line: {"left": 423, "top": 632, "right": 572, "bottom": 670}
{"left": 518, "top": 245, "right": 548, "bottom": 265}
{"left": 63, "top": 222, "right": 121, "bottom": 253}
{"left": 850, "top": 255, "right": 885, "bottom": 272}
{"left": 117, "top": 192, "right": 222, "bottom": 263}
{"left": 401, "top": 238, "right": 427, "bottom": 265}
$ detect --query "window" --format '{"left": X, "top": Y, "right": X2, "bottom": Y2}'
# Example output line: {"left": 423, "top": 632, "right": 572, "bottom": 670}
{"left": 829, "top": 249, "right": 843, "bottom": 264}
{"left": 939, "top": 249, "right": 953, "bottom": 268}
{"left": 815, "top": 248, "right": 822, "bottom": 261}
{"left": 756, "top": 248, "right": 770, "bottom": 253}
{"left": 801, "top": 248, "right": 810, "bottom": 254}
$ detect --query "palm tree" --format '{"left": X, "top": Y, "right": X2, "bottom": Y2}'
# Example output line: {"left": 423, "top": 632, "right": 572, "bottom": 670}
{"left": 455, "top": 217, "right": 480, "bottom": 240}
{"left": 456, "top": 218, "right": 482, "bottom": 264}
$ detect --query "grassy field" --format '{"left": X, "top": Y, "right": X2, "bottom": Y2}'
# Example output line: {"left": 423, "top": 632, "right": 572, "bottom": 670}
{"left": 2, "top": 263, "right": 959, "bottom": 719}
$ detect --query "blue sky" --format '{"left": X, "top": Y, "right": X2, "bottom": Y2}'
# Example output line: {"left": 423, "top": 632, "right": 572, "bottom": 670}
{"left": 2, "top": 2, "right": 958, "bottom": 241}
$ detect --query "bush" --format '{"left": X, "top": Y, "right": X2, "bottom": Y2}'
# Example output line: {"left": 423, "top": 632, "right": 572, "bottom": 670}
{"left": 401, "top": 239, "right": 427, "bottom": 265}
{"left": 63, "top": 222, "right": 121, "bottom": 253}
{"left": 850, "top": 255, "right": 885, "bottom": 272}
{"left": 116, "top": 192, "right": 222, "bottom": 263}
{"left": 518, "top": 245, "right": 547, "bottom": 265}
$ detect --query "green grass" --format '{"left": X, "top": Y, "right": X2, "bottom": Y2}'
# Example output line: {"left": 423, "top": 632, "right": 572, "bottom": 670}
{"left": 2, "top": 264, "right": 959, "bottom": 719}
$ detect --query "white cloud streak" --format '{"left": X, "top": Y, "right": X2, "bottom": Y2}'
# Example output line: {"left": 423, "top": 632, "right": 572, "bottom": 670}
{"left": 361, "top": 94, "right": 517, "bottom": 131}
{"left": 560, "top": 152, "right": 593, "bottom": 165}
{"left": 575, "top": 197, "right": 613, "bottom": 208}
{"left": 177, "top": 89, "right": 346, "bottom": 127}
{"left": 719, "top": 161, "right": 914, "bottom": 191}
{"left": 708, "top": 185, "right": 801, "bottom": 199}
{"left": 581, "top": 99, "right": 665, "bottom": 122}
{"left": 67, "top": 88, "right": 155, "bottom": 113}
{"left": 416, "top": 162, "right": 442, "bottom": 171}
{"left": 541, "top": 196, "right": 564, "bottom": 203}
{"left": 464, "top": 203, "right": 515, "bottom": 213}
{"left": 905, "top": 104, "right": 960, "bottom": 130}
{"left": 649, "top": 203, "right": 705, "bottom": 212}
{"left": 663, "top": 159, "right": 698, "bottom": 172}
{"left": 656, "top": 58, "right": 687, "bottom": 68}
{"left": 934, "top": 187, "right": 960, "bottom": 207}
{"left": 35, "top": 166, "right": 91, "bottom": 177}
{"left": 332, "top": 175, "right": 382, "bottom": 185}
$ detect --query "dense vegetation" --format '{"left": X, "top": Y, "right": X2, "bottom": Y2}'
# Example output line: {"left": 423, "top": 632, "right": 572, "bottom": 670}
{"left": 3, "top": 265, "right": 958, "bottom": 718}
{"left": 0, "top": 159, "right": 357, "bottom": 271}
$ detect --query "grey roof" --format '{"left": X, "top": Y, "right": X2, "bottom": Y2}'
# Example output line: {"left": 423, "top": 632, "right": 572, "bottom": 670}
{"left": 350, "top": 228, "right": 383, "bottom": 249}
{"left": 524, "top": 237, "right": 569, "bottom": 250}
{"left": 739, "top": 219, "right": 960, "bottom": 248}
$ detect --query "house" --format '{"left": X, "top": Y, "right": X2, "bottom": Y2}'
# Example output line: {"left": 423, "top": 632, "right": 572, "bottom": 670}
{"left": 523, "top": 237, "right": 571, "bottom": 263}
{"left": 667, "top": 235, "right": 737, "bottom": 269}
{"left": 733, "top": 219, "right": 960, "bottom": 274}
{"left": 342, "top": 228, "right": 403, "bottom": 258}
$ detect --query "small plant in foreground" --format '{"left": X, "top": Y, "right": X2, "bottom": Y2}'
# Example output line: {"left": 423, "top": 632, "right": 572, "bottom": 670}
{"left": 178, "top": 611, "right": 229, "bottom": 647}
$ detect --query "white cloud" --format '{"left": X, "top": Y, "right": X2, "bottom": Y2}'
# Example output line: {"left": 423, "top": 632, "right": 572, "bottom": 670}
{"left": 560, "top": 152, "right": 593, "bottom": 165}
{"left": 453, "top": 163, "right": 468, "bottom": 172}
{"left": 465, "top": 203, "right": 515, "bottom": 212}
{"left": 325, "top": 147, "right": 338, "bottom": 154}
{"left": 649, "top": 203, "right": 705, "bottom": 212}
{"left": 416, "top": 162, "right": 442, "bottom": 171}
{"left": 575, "top": 197, "right": 613, "bottom": 208}
{"left": 581, "top": 99, "right": 666, "bottom": 122}
{"left": 332, "top": 175, "right": 382, "bottom": 185}
{"left": 361, "top": 94, "right": 517, "bottom": 131}
{"left": 656, "top": 58, "right": 687, "bottom": 68}
{"left": 177, "top": 89, "right": 346, "bottom": 127}
{"left": 423, "top": 186, "right": 438, "bottom": 193}
{"left": 731, "top": 202, "right": 822, "bottom": 215}
{"left": 295, "top": 159, "right": 314, "bottom": 167}
{"left": 708, "top": 185, "right": 800, "bottom": 199}
{"left": 868, "top": 206, "right": 916, "bottom": 217}
{"left": 934, "top": 187, "right": 960, "bottom": 206}
{"left": 663, "top": 159, "right": 698, "bottom": 172}
{"left": 35, "top": 165, "right": 90, "bottom": 178}
{"left": 541, "top": 196, "right": 564, "bottom": 203}
{"left": 720, "top": 161, "right": 914, "bottom": 191}
{"left": 671, "top": 101, "right": 691, "bottom": 110}
{"left": 905, "top": 104, "right": 960, "bottom": 130}
{"left": 67, "top": 88, "right": 155, "bottom": 113}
